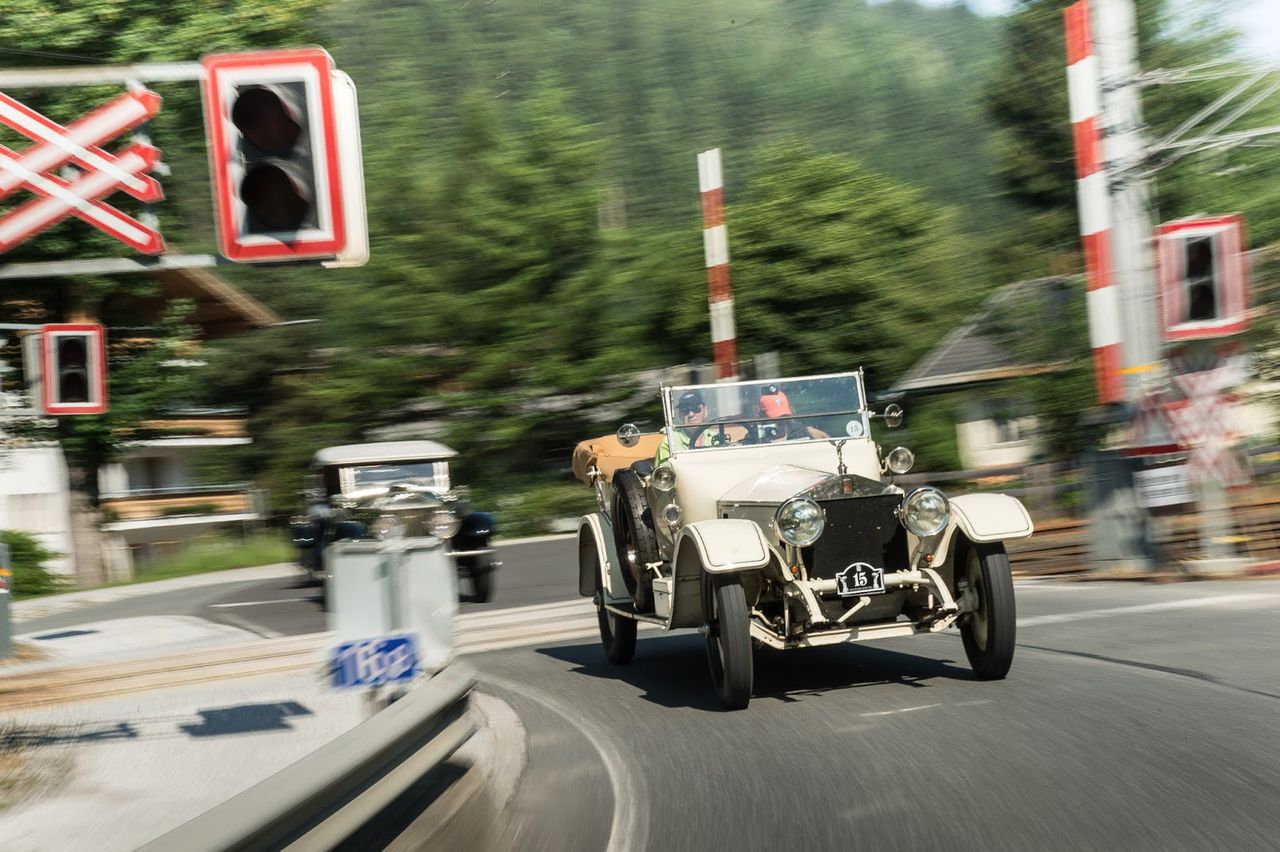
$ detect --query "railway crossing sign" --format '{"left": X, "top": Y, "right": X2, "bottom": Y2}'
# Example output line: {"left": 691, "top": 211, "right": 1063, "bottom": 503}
{"left": 0, "top": 89, "right": 165, "bottom": 254}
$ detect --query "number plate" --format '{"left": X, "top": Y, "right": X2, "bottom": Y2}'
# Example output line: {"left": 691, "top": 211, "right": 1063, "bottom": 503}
{"left": 835, "top": 562, "right": 886, "bottom": 597}
{"left": 329, "top": 633, "right": 420, "bottom": 689}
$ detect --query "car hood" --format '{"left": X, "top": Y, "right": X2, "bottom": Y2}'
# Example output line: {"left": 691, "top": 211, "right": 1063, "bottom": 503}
{"left": 718, "top": 465, "right": 895, "bottom": 506}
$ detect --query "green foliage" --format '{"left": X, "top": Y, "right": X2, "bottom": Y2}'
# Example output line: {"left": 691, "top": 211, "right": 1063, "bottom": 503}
{"left": 984, "top": 0, "right": 1275, "bottom": 266}
{"left": 732, "top": 143, "right": 991, "bottom": 383}
{"left": 1, "top": 530, "right": 63, "bottom": 599}
{"left": 130, "top": 532, "right": 291, "bottom": 583}
{"left": 877, "top": 395, "right": 963, "bottom": 473}
{"left": 474, "top": 477, "right": 598, "bottom": 539}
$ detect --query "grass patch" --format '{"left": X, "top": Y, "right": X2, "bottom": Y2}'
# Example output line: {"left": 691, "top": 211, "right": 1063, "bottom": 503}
{"left": 479, "top": 478, "right": 597, "bottom": 539}
{"left": 129, "top": 533, "right": 292, "bottom": 584}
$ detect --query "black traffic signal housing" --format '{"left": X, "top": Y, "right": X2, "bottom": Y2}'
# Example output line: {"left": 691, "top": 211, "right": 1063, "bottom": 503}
{"left": 203, "top": 48, "right": 365, "bottom": 264}
{"left": 39, "top": 323, "right": 107, "bottom": 415}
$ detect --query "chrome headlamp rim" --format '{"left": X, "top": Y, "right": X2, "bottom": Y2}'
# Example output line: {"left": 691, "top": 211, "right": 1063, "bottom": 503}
{"left": 886, "top": 446, "right": 915, "bottom": 475}
{"left": 900, "top": 486, "right": 949, "bottom": 538}
{"left": 372, "top": 514, "right": 405, "bottom": 541}
{"left": 427, "top": 508, "right": 462, "bottom": 540}
{"left": 773, "top": 496, "right": 826, "bottom": 548}
{"left": 652, "top": 463, "right": 677, "bottom": 493}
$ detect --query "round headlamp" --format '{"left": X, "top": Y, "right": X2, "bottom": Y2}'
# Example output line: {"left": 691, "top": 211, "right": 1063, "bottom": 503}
{"left": 662, "top": 503, "right": 682, "bottom": 527}
{"left": 652, "top": 464, "right": 677, "bottom": 493}
{"left": 901, "top": 487, "right": 949, "bottom": 538}
{"left": 372, "top": 514, "right": 405, "bottom": 541}
{"left": 428, "top": 509, "right": 462, "bottom": 540}
{"left": 886, "top": 446, "right": 915, "bottom": 475}
{"left": 774, "top": 497, "right": 826, "bottom": 548}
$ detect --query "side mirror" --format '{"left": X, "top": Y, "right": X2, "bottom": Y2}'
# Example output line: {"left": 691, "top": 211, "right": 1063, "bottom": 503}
{"left": 883, "top": 404, "right": 904, "bottom": 429}
{"left": 617, "top": 423, "right": 641, "bottom": 448}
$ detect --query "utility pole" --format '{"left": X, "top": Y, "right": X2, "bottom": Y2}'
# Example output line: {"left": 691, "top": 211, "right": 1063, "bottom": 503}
{"left": 1093, "top": 0, "right": 1161, "bottom": 396}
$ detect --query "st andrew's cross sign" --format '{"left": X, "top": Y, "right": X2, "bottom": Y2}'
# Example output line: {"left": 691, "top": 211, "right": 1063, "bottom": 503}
{"left": 0, "top": 88, "right": 165, "bottom": 254}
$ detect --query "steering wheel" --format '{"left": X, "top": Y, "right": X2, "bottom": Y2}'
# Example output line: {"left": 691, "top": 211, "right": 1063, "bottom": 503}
{"left": 706, "top": 422, "right": 759, "bottom": 446}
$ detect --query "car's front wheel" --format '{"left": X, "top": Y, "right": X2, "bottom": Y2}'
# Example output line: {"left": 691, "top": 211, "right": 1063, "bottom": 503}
{"left": 705, "top": 575, "right": 753, "bottom": 710}
{"left": 469, "top": 556, "right": 495, "bottom": 603}
{"left": 959, "top": 542, "right": 1016, "bottom": 679}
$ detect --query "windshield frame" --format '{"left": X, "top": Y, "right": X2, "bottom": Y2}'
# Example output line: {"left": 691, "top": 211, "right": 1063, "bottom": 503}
{"left": 660, "top": 370, "right": 870, "bottom": 457}
{"left": 337, "top": 460, "right": 451, "bottom": 496}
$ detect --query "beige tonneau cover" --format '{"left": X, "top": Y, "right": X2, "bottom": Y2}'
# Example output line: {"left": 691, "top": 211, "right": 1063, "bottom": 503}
{"left": 572, "top": 432, "right": 664, "bottom": 484}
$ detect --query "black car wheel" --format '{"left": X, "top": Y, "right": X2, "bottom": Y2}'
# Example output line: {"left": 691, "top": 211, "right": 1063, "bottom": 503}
{"left": 597, "top": 570, "right": 637, "bottom": 664}
{"left": 959, "top": 542, "right": 1016, "bottom": 679}
{"left": 470, "top": 556, "right": 495, "bottom": 603}
{"left": 705, "top": 574, "right": 753, "bottom": 710}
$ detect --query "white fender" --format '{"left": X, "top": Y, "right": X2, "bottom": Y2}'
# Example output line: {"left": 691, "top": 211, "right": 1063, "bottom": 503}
{"left": 673, "top": 519, "right": 773, "bottom": 574}
{"left": 937, "top": 493, "right": 1034, "bottom": 557}
{"left": 577, "top": 512, "right": 630, "bottom": 603}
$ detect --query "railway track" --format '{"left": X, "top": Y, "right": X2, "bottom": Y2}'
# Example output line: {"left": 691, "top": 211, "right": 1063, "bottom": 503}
{"left": 1007, "top": 497, "right": 1280, "bottom": 574}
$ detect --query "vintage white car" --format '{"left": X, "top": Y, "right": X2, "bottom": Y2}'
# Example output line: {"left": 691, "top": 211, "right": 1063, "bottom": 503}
{"left": 572, "top": 371, "right": 1034, "bottom": 709}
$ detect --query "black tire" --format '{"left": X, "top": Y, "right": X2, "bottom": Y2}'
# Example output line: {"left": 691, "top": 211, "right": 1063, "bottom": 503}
{"left": 704, "top": 575, "right": 753, "bottom": 710}
{"left": 959, "top": 542, "right": 1016, "bottom": 680}
{"left": 471, "top": 557, "right": 495, "bottom": 603}
{"left": 611, "top": 469, "right": 658, "bottom": 612}
{"left": 597, "top": 575, "right": 637, "bottom": 665}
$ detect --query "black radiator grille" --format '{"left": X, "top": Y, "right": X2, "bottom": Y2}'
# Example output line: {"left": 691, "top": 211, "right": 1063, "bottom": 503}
{"left": 802, "top": 494, "right": 908, "bottom": 579}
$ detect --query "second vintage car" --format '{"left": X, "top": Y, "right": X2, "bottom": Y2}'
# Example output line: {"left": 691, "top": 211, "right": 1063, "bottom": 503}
{"left": 572, "top": 371, "right": 1034, "bottom": 709}
{"left": 291, "top": 440, "right": 500, "bottom": 602}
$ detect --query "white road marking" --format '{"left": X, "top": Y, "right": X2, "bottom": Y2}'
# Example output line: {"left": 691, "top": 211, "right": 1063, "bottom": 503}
{"left": 1017, "top": 592, "right": 1280, "bottom": 627}
{"left": 208, "top": 596, "right": 315, "bottom": 609}
{"left": 859, "top": 703, "right": 942, "bottom": 717}
{"left": 492, "top": 532, "right": 577, "bottom": 547}
{"left": 484, "top": 675, "right": 649, "bottom": 852}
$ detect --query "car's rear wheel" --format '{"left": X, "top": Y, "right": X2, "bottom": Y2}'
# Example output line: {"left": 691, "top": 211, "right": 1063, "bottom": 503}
{"left": 705, "top": 575, "right": 753, "bottom": 710}
{"left": 596, "top": 576, "right": 637, "bottom": 665}
{"left": 959, "top": 542, "right": 1016, "bottom": 679}
{"left": 611, "top": 469, "right": 657, "bottom": 612}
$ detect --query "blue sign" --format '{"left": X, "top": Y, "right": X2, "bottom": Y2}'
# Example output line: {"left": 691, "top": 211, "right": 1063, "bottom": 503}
{"left": 329, "top": 633, "right": 420, "bottom": 689}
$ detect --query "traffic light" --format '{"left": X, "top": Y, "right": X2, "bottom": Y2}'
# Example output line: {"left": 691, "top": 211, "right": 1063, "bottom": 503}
{"left": 202, "top": 48, "right": 367, "bottom": 265}
{"left": 1156, "top": 215, "right": 1249, "bottom": 341}
{"left": 39, "top": 323, "right": 107, "bottom": 415}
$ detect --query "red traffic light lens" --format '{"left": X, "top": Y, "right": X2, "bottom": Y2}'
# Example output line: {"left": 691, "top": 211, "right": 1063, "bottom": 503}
{"left": 58, "top": 336, "right": 88, "bottom": 368}
{"left": 231, "top": 86, "right": 302, "bottom": 156}
{"left": 240, "top": 162, "right": 312, "bottom": 231}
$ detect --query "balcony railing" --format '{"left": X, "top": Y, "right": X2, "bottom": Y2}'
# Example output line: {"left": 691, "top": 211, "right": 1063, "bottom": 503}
{"left": 100, "top": 484, "right": 258, "bottom": 521}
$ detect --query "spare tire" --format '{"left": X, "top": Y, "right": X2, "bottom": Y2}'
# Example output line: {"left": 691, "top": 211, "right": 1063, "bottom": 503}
{"left": 611, "top": 469, "right": 658, "bottom": 612}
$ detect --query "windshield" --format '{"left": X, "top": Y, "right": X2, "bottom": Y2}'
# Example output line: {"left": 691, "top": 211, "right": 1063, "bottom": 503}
{"left": 662, "top": 373, "right": 868, "bottom": 454}
{"left": 338, "top": 461, "right": 450, "bottom": 494}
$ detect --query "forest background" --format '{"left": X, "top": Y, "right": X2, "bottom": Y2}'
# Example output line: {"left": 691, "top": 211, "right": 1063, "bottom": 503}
{"left": 1, "top": 0, "right": 1277, "bottom": 537}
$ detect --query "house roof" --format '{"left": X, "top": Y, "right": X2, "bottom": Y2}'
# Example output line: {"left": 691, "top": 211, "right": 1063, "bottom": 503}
{"left": 313, "top": 441, "right": 458, "bottom": 467}
{"left": 892, "top": 276, "right": 1074, "bottom": 395}
{"left": 151, "top": 267, "right": 281, "bottom": 338}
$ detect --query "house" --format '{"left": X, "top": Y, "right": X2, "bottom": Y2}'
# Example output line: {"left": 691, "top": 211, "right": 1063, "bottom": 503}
{"left": 891, "top": 277, "right": 1071, "bottom": 470}
{"left": 1, "top": 266, "right": 281, "bottom": 583}
{"left": 893, "top": 274, "right": 1276, "bottom": 471}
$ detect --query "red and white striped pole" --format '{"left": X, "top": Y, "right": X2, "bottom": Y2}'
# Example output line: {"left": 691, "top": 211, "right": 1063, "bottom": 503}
{"left": 1065, "top": 1, "right": 1124, "bottom": 405}
{"left": 698, "top": 148, "right": 737, "bottom": 380}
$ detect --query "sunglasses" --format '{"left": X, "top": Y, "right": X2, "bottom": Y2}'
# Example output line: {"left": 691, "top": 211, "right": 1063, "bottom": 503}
{"left": 678, "top": 403, "right": 702, "bottom": 415}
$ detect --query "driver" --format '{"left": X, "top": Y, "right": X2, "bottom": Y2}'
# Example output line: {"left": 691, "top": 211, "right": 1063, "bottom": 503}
{"left": 758, "top": 384, "right": 830, "bottom": 441}
{"left": 654, "top": 389, "right": 708, "bottom": 465}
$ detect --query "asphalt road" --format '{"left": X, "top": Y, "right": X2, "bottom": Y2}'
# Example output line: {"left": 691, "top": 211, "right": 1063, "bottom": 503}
{"left": 467, "top": 578, "right": 1280, "bottom": 852}
{"left": 16, "top": 545, "right": 1280, "bottom": 850}
{"left": 15, "top": 536, "right": 579, "bottom": 640}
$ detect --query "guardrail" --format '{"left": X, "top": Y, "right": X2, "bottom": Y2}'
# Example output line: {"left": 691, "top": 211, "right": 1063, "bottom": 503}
{"left": 141, "top": 664, "right": 476, "bottom": 852}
